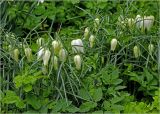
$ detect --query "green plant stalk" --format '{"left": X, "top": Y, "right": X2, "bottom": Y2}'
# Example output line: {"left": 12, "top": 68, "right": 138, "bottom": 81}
{"left": 63, "top": 66, "right": 79, "bottom": 103}
{"left": 158, "top": 40, "right": 160, "bottom": 77}
{"left": 158, "top": 0, "right": 160, "bottom": 77}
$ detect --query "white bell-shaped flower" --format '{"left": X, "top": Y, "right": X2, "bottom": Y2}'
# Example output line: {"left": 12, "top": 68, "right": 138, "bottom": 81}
{"left": 52, "top": 40, "right": 62, "bottom": 55}
{"left": 143, "top": 16, "right": 154, "bottom": 31}
{"left": 13, "top": 49, "right": 19, "bottom": 62}
{"left": 94, "top": 18, "right": 100, "bottom": 31}
{"left": 74, "top": 55, "right": 82, "bottom": 70}
{"left": 53, "top": 56, "right": 58, "bottom": 70}
{"left": 94, "top": 18, "right": 100, "bottom": 26}
{"left": 127, "top": 18, "right": 135, "bottom": 28}
{"left": 135, "top": 15, "right": 154, "bottom": 31}
{"left": 59, "top": 48, "right": 67, "bottom": 62}
{"left": 148, "top": 44, "right": 154, "bottom": 54}
{"left": 133, "top": 46, "right": 141, "bottom": 58}
{"left": 36, "top": 38, "right": 44, "bottom": 47}
{"left": 37, "top": 47, "right": 45, "bottom": 60}
{"left": 38, "top": 0, "right": 44, "bottom": 4}
{"left": 110, "top": 38, "right": 118, "bottom": 51}
{"left": 135, "top": 15, "right": 143, "bottom": 29}
{"left": 43, "top": 49, "right": 51, "bottom": 66}
{"left": 89, "top": 35, "right": 95, "bottom": 48}
{"left": 84, "top": 27, "right": 89, "bottom": 39}
{"left": 71, "top": 39, "right": 84, "bottom": 53}
{"left": 24, "top": 47, "right": 32, "bottom": 62}
{"left": 8, "top": 45, "right": 12, "bottom": 52}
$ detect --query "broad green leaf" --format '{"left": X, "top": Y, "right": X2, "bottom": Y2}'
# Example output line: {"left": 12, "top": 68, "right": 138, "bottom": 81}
{"left": 51, "top": 99, "right": 71, "bottom": 112}
{"left": 26, "top": 95, "right": 41, "bottom": 110}
{"left": 51, "top": 104, "right": 62, "bottom": 112}
{"left": 16, "top": 100, "right": 26, "bottom": 109}
{"left": 115, "top": 86, "right": 126, "bottom": 90}
{"left": 33, "top": 5, "right": 45, "bottom": 15}
{"left": 126, "top": 72, "right": 138, "bottom": 77}
{"left": 111, "top": 69, "right": 119, "bottom": 80}
{"left": 23, "top": 76, "right": 37, "bottom": 84}
{"left": 13, "top": 75, "right": 24, "bottom": 88}
{"left": 2, "top": 95, "right": 19, "bottom": 104}
{"left": 24, "top": 84, "right": 32, "bottom": 92}
{"left": 107, "top": 87, "right": 116, "bottom": 95}
{"left": 103, "top": 101, "right": 111, "bottom": 110}
{"left": 47, "top": 101, "right": 57, "bottom": 109}
{"left": 2, "top": 90, "right": 20, "bottom": 104}
{"left": 79, "top": 102, "right": 97, "bottom": 112}
{"left": 39, "top": 106, "right": 48, "bottom": 113}
{"left": 124, "top": 102, "right": 136, "bottom": 113}
{"left": 92, "top": 88, "right": 103, "bottom": 102}
{"left": 149, "top": 79, "right": 158, "bottom": 86}
{"left": 111, "top": 96, "right": 125, "bottom": 104}
{"left": 66, "top": 105, "right": 79, "bottom": 113}
{"left": 78, "top": 88, "right": 91, "bottom": 101}
{"left": 112, "top": 104, "right": 124, "bottom": 111}
{"left": 112, "top": 79, "right": 123, "bottom": 85}
{"left": 60, "top": 99, "right": 72, "bottom": 111}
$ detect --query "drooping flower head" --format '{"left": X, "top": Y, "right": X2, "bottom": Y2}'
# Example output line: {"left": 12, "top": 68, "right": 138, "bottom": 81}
{"left": 74, "top": 55, "right": 82, "bottom": 70}
{"left": 71, "top": 39, "right": 84, "bottom": 54}
{"left": 43, "top": 49, "right": 51, "bottom": 66}
{"left": 110, "top": 38, "right": 118, "bottom": 51}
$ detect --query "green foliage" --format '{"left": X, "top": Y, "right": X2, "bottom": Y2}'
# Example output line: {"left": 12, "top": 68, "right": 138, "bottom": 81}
{"left": 124, "top": 89, "right": 160, "bottom": 113}
{"left": 91, "top": 88, "right": 103, "bottom": 102}
{"left": 1, "top": 0, "right": 159, "bottom": 113}
{"left": 124, "top": 68, "right": 158, "bottom": 96}
{"left": 48, "top": 99, "right": 79, "bottom": 113}
{"left": 79, "top": 102, "right": 97, "bottom": 112}
{"left": 13, "top": 71, "right": 47, "bottom": 92}
{"left": 26, "top": 94, "right": 42, "bottom": 110}
{"left": 2, "top": 90, "right": 25, "bottom": 109}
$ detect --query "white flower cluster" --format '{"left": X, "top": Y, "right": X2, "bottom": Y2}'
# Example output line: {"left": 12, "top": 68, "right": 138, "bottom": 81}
{"left": 135, "top": 15, "right": 154, "bottom": 31}
{"left": 37, "top": 39, "right": 67, "bottom": 70}
{"left": 9, "top": 15, "right": 155, "bottom": 72}
{"left": 118, "top": 15, "right": 155, "bottom": 32}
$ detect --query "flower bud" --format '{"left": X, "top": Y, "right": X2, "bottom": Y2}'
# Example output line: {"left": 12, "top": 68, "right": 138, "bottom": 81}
{"left": 8, "top": 45, "right": 12, "bottom": 51}
{"left": 24, "top": 47, "right": 32, "bottom": 62}
{"left": 59, "top": 49, "right": 67, "bottom": 62}
{"left": 37, "top": 47, "right": 45, "bottom": 60}
{"left": 127, "top": 18, "right": 135, "bottom": 28}
{"left": 101, "top": 56, "right": 104, "bottom": 64}
{"left": 148, "top": 44, "right": 154, "bottom": 54}
{"left": 94, "top": 18, "right": 100, "bottom": 31}
{"left": 13, "top": 49, "right": 19, "bottom": 62}
{"left": 52, "top": 40, "right": 62, "bottom": 55}
{"left": 53, "top": 56, "right": 58, "bottom": 70}
{"left": 37, "top": 38, "right": 44, "bottom": 47}
{"left": 74, "top": 55, "right": 82, "bottom": 70}
{"left": 110, "top": 38, "right": 118, "bottom": 51}
{"left": 89, "top": 35, "right": 95, "bottom": 48}
{"left": 43, "top": 49, "right": 51, "bottom": 66}
{"left": 94, "top": 18, "right": 100, "bottom": 26}
{"left": 84, "top": 27, "right": 89, "bottom": 39}
{"left": 71, "top": 39, "right": 84, "bottom": 53}
{"left": 133, "top": 46, "right": 141, "bottom": 58}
